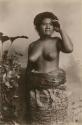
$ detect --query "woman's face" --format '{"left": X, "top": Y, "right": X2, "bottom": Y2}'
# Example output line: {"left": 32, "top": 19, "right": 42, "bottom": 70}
{"left": 39, "top": 18, "right": 54, "bottom": 37}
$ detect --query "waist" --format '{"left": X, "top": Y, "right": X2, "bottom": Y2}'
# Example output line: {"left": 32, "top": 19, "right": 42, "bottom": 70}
{"left": 33, "top": 66, "right": 59, "bottom": 74}
{"left": 27, "top": 69, "right": 66, "bottom": 90}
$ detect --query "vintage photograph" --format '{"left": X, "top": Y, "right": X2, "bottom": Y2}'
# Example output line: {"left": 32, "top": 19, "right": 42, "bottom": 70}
{"left": 0, "top": 0, "right": 82, "bottom": 125}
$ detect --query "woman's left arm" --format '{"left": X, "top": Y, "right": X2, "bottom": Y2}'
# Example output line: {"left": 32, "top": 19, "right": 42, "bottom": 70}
{"left": 59, "top": 29, "right": 73, "bottom": 53}
{"left": 53, "top": 20, "right": 73, "bottom": 53}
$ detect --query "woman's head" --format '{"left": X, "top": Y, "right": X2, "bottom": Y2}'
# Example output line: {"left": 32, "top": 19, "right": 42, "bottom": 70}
{"left": 34, "top": 12, "right": 59, "bottom": 36}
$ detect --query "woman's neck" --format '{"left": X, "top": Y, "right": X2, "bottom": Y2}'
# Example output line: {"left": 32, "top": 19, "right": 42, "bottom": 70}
{"left": 40, "top": 35, "right": 52, "bottom": 40}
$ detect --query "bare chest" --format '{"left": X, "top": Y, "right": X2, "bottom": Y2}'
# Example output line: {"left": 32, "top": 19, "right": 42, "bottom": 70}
{"left": 43, "top": 42, "right": 58, "bottom": 60}
{"left": 29, "top": 40, "right": 58, "bottom": 62}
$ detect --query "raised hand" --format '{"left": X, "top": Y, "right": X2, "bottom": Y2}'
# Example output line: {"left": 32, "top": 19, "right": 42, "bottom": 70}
{"left": 52, "top": 20, "right": 61, "bottom": 32}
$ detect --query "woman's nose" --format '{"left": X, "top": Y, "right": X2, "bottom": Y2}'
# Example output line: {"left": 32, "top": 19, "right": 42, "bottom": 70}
{"left": 46, "top": 24, "right": 50, "bottom": 29}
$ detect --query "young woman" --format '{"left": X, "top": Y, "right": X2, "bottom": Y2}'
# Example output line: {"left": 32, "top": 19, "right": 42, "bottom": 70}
{"left": 25, "top": 12, "right": 73, "bottom": 125}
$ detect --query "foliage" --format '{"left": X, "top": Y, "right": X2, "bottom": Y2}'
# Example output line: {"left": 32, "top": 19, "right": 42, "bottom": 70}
{"left": 0, "top": 55, "right": 22, "bottom": 122}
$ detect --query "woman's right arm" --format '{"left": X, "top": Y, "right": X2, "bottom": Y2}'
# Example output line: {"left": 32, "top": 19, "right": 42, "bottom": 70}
{"left": 25, "top": 48, "right": 32, "bottom": 74}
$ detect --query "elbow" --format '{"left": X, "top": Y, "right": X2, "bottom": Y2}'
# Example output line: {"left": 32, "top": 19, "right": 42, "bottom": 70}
{"left": 63, "top": 44, "right": 73, "bottom": 53}
{"left": 68, "top": 40, "right": 73, "bottom": 53}
{"left": 65, "top": 46, "right": 73, "bottom": 53}
{"left": 68, "top": 44, "right": 73, "bottom": 53}
{"left": 29, "top": 55, "right": 37, "bottom": 62}
{"left": 69, "top": 47, "right": 73, "bottom": 53}
{"left": 66, "top": 41, "right": 74, "bottom": 53}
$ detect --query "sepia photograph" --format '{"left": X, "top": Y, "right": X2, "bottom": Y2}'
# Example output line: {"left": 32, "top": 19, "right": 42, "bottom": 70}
{"left": 0, "top": 0, "right": 82, "bottom": 125}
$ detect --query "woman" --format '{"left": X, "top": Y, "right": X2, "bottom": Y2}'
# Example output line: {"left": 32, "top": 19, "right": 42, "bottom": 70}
{"left": 25, "top": 12, "right": 73, "bottom": 125}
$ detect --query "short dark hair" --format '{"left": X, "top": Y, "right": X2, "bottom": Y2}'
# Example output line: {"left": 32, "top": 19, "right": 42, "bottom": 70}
{"left": 34, "top": 12, "right": 58, "bottom": 31}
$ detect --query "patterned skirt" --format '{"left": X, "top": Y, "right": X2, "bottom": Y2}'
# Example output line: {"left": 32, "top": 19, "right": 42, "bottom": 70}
{"left": 26, "top": 69, "right": 68, "bottom": 125}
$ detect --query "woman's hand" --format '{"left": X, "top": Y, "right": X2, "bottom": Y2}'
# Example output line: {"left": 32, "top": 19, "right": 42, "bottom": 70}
{"left": 52, "top": 20, "right": 61, "bottom": 33}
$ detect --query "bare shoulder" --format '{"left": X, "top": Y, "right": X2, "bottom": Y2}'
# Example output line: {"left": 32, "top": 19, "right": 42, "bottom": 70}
{"left": 52, "top": 37, "right": 62, "bottom": 51}
{"left": 52, "top": 37, "right": 62, "bottom": 46}
{"left": 28, "top": 40, "right": 41, "bottom": 54}
{"left": 28, "top": 40, "right": 39, "bottom": 49}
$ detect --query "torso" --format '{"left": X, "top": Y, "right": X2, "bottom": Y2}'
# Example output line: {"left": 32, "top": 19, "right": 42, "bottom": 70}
{"left": 28, "top": 37, "right": 60, "bottom": 73}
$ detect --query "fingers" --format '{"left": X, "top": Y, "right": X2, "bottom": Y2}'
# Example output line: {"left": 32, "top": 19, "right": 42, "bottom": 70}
{"left": 52, "top": 19, "right": 60, "bottom": 24}
{"left": 52, "top": 19, "right": 59, "bottom": 22}
{"left": 54, "top": 23, "right": 60, "bottom": 29}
